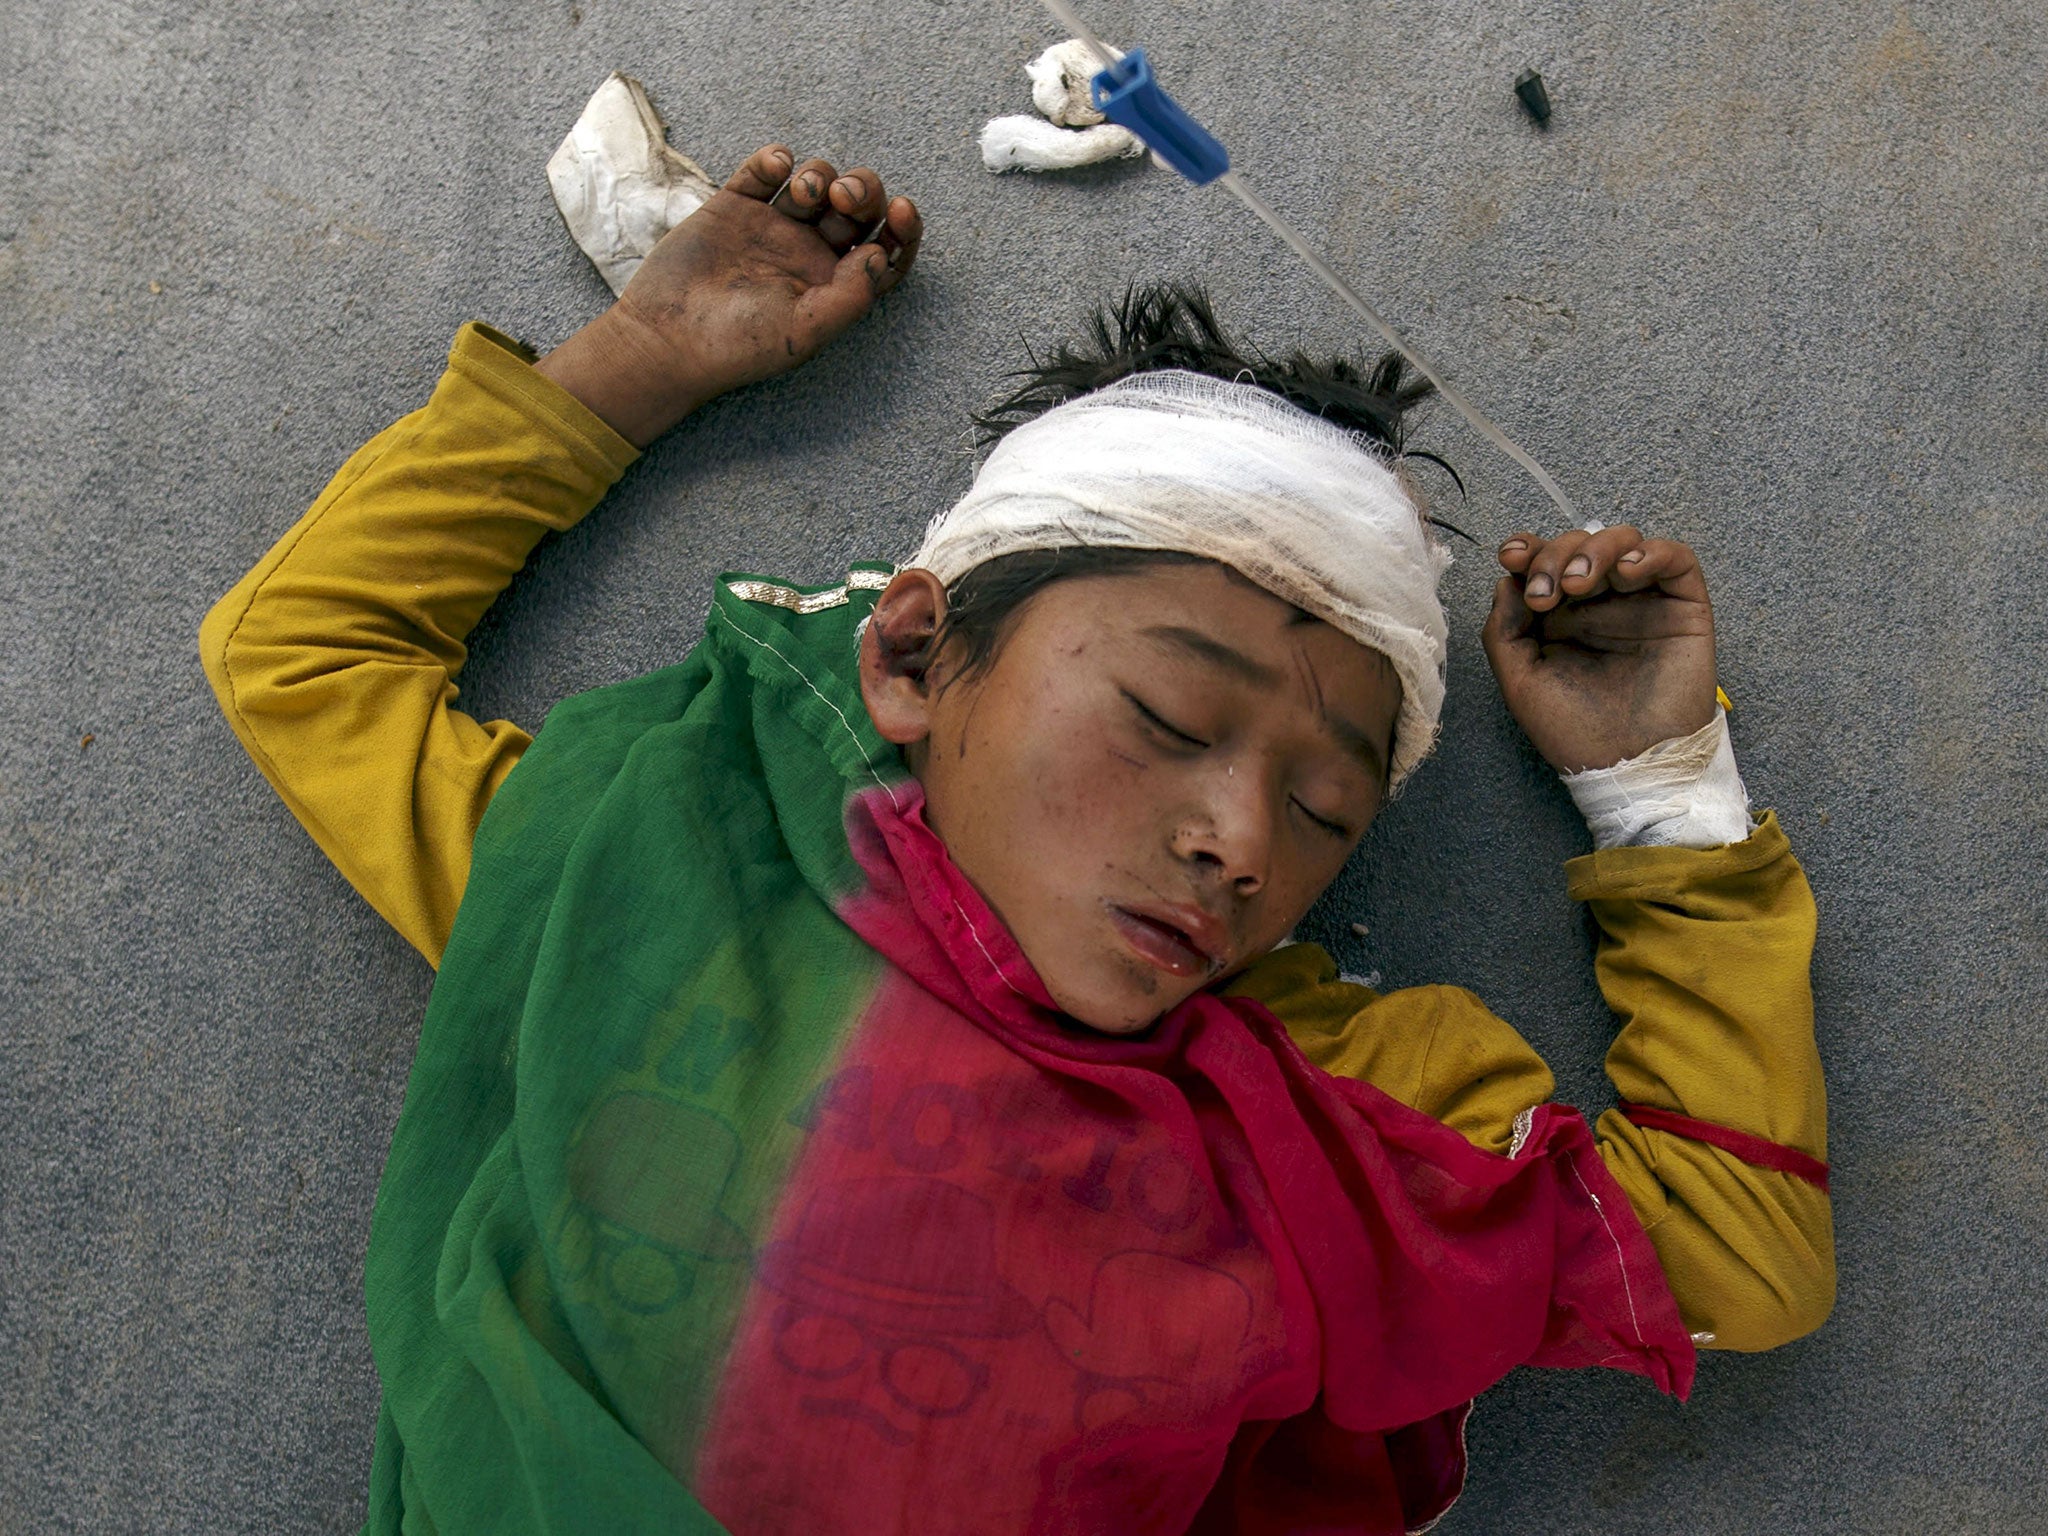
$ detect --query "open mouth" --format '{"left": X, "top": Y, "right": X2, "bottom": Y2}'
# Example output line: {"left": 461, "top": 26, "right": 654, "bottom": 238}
{"left": 1109, "top": 906, "right": 1221, "bottom": 979}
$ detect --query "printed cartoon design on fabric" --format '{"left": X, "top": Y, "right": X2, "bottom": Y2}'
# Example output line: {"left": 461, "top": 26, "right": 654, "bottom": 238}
{"left": 552, "top": 998, "right": 769, "bottom": 1319}
{"left": 1046, "top": 1251, "right": 1255, "bottom": 1433}
{"left": 650, "top": 1002, "right": 765, "bottom": 1097}
{"left": 534, "top": 895, "right": 887, "bottom": 1474}
{"left": 692, "top": 969, "right": 1289, "bottom": 1536}
{"left": 557, "top": 1093, "right": 752, "bottom": 1315}
{"left": 759, "top": 1176, "right": 1035, "bottom": 1445}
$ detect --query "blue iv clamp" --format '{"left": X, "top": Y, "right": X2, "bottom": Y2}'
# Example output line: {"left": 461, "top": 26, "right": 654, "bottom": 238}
{"left": 1065, "top": 21, "right": 1582, "bottom": 522}
{"left": 1089, "top": 49, "right": 1230, "bottom": 185}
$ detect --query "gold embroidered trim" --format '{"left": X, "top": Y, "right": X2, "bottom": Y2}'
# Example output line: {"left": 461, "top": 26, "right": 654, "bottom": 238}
{"left": 724, "top": 580, "right": 848, "bottom": 613}
{"left": 1508, "top": 1106, "right": 1536, "bottom": 1159}
{"left": 726, "top": 568, "right": 895, "bottom": 614}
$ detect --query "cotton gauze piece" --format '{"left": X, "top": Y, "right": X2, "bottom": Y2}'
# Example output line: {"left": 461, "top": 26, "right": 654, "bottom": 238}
{"left": 548, "top": 72, "right": 717, "bottom": 296}
{"left": 982, "top": 38, "right": 1145, "bottom": 173}
{"left": 980, "top": 115, "right": 1143, "bottom": 173}
{"left": 1028, "top": 37, "right": 1121, "bottom": 126}
{"left": 910, "top": 370, "right": 1452, "bottom": 788}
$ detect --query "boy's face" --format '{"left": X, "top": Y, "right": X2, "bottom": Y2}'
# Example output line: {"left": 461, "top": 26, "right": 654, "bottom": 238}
{"left": 860, "top": 562, "right": 1401, "bottom": 1035}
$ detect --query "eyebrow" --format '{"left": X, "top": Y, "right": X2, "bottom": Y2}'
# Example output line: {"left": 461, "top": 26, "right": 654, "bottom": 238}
{"left": 1325, "top": 712, "right": 1390, "bottom": 788}
{"left": 1139, "top": 624, "right": 1389, "bottom": 785}
{"left": 1140, "top": 625, "right": 1281, "bottom": 688}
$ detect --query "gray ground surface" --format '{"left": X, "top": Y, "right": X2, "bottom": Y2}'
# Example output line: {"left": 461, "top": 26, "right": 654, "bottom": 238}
{"left": 4, "top": 0, "right": 2043, "bottom": 1530}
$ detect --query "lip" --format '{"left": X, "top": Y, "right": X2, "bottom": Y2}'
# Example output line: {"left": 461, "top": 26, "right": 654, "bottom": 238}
{"left": 1109, "top": 902, "right": 1230, "bottom": 979}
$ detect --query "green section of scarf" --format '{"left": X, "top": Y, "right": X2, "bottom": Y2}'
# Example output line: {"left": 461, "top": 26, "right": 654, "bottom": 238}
{"left": 360, "top": 568, "right": 904, "bottom": 1535}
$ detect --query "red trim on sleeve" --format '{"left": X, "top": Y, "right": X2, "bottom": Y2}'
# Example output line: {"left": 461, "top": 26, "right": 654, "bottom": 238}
{"left": 1618, "top": 1103, "right": 1831, "bottom": 1192}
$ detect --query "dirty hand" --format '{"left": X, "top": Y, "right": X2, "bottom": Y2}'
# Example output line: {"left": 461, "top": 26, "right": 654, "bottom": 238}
{"left": 538, "top": 144, "right": 923, "bottom": 447}
{"left": 1479, "top": 525, "right": 1719, "bottom": 772}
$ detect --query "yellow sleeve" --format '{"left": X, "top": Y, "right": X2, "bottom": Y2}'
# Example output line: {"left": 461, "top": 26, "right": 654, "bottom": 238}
{"left": 1230, "top": 812, "right": 1834, "bottom": 1358}
{"left": 197, "top": 322, "right": 639, "bottom": 968}
{"left": 1568, "top": 811, "right": 1835, "bottom": 1352}
{"left": 1223, "top": 946, "right": 1553, "bottom": 1157}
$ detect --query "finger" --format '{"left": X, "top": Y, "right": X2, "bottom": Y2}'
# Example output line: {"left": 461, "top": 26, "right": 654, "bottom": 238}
{"left": 815, "top": 209, "right": 864, "bottom": 251}
{"left": 1554, "top": 524, "right": 1646, "bottom": 600}
{"left": 794, "top": 244, "right": 893, "bottom": 347}
{"left": 770, "top": 157, "right": 840, "bottom": 222}
{"left": 813, "top": 166, "right": 885, "bottom": 251}
{"left": 1521, "top": 528, "right": 1594, "bottom": 610}
{"left": 1497, "top": 532, "right": 1545, "bottom": 573}
{"left": 842, "top": 196, "right": 923, "bottom": 273}
{"left": 876, "top": 194, "right": 923, "bottom": 276}
{"left": 1480, "top": 573, "right": 1541, "bottom": 682}
{"left": 827, "top": 167, "right": 886, "bottom": 225}
{"left": 723, "top": 143, "right": 796, "bottom": 200}
{"left": 1608, "top": 538, "right": 1710, "bottom": 603}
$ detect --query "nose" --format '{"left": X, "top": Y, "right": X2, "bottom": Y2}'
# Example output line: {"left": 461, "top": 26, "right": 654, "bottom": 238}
{"left": 1169, "top": 767, "right": 1273, "bottom": 897}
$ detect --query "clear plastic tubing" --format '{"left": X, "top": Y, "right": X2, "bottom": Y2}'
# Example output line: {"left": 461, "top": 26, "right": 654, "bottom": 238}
{"left": 1035, "top": 0, "right": 1580, "bottom": 525}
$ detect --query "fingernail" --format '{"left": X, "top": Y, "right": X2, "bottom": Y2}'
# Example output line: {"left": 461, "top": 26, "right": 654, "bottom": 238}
{"left": 1501, "top": 539, "right": 1528, "bottom": 553}
{"left": 769, "top": 149, "right": 792, "bottom": 170}
{"left": 799, "top": 173, "right": 822, "bottom": 198}
{"left": 1564, "top": 555, "right": 1591, "bottom": 578}
{"left": 1620, "top": 550, "right": 1645, "bottom": 563}
{"left": 833, "top": 176, "right": 860, "bottom": 201}
{"left": 1526, "top": 574, "right": 1553, "bottom": 599}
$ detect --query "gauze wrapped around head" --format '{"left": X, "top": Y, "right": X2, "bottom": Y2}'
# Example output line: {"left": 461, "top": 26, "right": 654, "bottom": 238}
{"left": 910, "top": 369, "right": 1452, "bottom": 789}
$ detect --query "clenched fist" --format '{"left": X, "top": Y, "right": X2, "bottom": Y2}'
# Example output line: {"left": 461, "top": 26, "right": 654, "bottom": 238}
{"left": 1480, "top": 525, "right": 1718, "bottom": 773}
{"left": 537, "top": 143, "right": 923, "bottom": 448}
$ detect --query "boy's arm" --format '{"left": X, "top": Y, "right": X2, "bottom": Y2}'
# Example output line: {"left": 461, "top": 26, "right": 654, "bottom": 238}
{"left": 198, "top": 325, "right": 637, "bottom": 965}
{"left": 1224, "top": 950, "right": 1558, "bottom": 1158}
{"left": 1572, "top": 815, "right": 1833, "bottom": 1352}
{"left": 1479, "top": 527, "right": 1833, "bottom": 1352}
{"left": 199, "top": 144, "right": 924, "bottom": 966}
{"left": 1238, "top": 840, "right": 1829, "bottom": 1356}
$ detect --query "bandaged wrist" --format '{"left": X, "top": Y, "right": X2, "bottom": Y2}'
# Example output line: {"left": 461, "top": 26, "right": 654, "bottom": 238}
{"left": 1559, "top": 707, "right": 1754, "bottom": 851}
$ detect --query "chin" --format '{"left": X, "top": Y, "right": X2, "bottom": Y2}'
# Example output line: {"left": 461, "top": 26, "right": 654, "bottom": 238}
{"left": 1068, "top": 1008, "right": 1165, "bottom": 1037}
{"left": 1044, "top": 968, "right": 1191, "bottom": 1037}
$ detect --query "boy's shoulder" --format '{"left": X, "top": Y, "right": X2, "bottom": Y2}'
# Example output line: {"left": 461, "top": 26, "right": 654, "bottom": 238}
{"left": 1223, "top": 943, "right": 1556, "bottom": 1155}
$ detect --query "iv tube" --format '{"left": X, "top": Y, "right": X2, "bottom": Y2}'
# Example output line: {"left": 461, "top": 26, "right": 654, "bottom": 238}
{"left": 1034, "top": 0, "right": 1581, "bottom": 524}
{"left": 1213, "top": 170, "right": 1579, "bottom": 523}
{"left": 1039, "top": 0, "right": 1120, "bottom": 71}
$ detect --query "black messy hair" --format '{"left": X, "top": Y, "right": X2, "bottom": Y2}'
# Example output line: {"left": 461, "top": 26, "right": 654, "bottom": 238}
{"left": 973, "top": 281, "right": 1454, "bottom": 486}
{"left": 925, "top": 283, "right": 1458, "bottom": 693}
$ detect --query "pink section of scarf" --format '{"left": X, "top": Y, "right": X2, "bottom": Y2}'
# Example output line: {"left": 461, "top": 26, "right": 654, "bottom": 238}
{"left": 693, "top": 783, "right": 1691, "bottom": 1535}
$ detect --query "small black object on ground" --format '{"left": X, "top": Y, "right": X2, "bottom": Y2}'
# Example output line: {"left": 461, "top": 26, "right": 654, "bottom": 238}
{"left": 1514, "top": 68, "right": 1552, "bottom": 124}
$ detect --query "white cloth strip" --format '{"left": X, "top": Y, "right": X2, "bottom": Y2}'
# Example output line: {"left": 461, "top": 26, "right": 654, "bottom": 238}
{"left": 980, "top": 115, "right": 1143, "bottom": 172}
{"left": 547, "top": 73, "right": 716, "bottom": 296}
{"left": 1560, "top": 707, "right": 1755, "bottom": 851}
{"left": 983, "top": 39, "right": 1146, "bottom": 174}
{"left": 1028, "top": 37, "right": 1120, "bottom": 125}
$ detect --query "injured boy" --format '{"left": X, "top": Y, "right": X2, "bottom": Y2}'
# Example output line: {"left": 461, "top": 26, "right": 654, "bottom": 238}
{"left": 199, "top": 144, "right": 1832, "bottom": 1534}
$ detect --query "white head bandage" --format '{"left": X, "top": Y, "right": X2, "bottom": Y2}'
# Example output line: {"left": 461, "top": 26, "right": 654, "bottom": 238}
{"left": 909, "top": 370, "right": 1451, "bottom": 788}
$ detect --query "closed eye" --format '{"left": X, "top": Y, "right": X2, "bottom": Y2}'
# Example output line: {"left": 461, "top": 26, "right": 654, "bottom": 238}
{"left": 1123, "top": 691, "right": 1208, "bottom": 749}
{"left": 1294, "top": 799, "right": 1350, "bottom": 839}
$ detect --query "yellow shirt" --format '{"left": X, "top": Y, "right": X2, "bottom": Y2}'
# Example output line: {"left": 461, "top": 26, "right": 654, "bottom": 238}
{"left": 200, "top": 322, "right": 1833, "bottom": 1355}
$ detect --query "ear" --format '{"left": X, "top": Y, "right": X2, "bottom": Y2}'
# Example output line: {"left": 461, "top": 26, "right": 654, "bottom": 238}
{"left": 859, "top": 569, "right": 950, "bottom": 746}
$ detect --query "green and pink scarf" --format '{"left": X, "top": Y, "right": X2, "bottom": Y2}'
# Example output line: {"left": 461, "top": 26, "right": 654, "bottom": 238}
{"left": 360, "top": 569, "right": 1692, "bottom": 1536}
